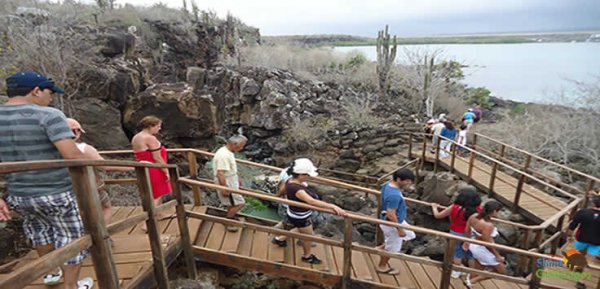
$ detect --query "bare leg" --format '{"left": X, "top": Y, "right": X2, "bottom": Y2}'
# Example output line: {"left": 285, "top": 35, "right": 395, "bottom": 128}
{"left": 226, "top": 204, "right": 245, "bottom": 219}
{"left": 297, "top": 225, "right": 314, "bottom": 256}
{"left": 102, "top": 204, "right": 113, "bottom": 225}
{"left": 36, "top": 244, "right": 58, "bottom": 275}
{"left": 62, "top": 263, "right": 83, "bottom": 289}
{"left": 471, "top": 262, "right": 505, "bottom": 284}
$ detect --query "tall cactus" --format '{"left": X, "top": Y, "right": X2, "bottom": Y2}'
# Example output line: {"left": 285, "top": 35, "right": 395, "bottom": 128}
{"left": 376, "top": 25, "right": 397, "bottom": 101}
{"left": 423, "top": 54, "right": 435, "bottom": 117}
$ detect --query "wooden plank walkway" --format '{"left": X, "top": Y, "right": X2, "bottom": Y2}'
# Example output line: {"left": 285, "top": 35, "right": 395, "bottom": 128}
{"left": 412, "top": 150, "right": 567, "bottom": 224}
{"left": 192, "top": 218, "right": 531, "bottom": 289}
{"left": 0, "top": 205, "right": 206, "bottom": 289}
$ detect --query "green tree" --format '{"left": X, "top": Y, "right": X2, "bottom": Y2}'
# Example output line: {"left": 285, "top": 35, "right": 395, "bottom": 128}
{"left": 466, "top": 87, "right": 492, "bottom": 109}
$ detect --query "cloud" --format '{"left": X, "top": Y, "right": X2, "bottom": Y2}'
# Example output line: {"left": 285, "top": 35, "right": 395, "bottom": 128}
{"left": 112, "top": 0, "right": 600, "bottom": 35}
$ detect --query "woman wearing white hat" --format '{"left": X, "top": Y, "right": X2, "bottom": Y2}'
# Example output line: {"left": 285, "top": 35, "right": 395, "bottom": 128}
{"left": 271, "top": 158, "right": 347, "bottom": 264}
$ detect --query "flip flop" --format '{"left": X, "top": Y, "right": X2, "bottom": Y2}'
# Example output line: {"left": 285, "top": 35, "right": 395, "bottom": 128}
{"left": 376, "top": 267, "right": 399, "bottom": 275}
{"left": 461, "top": 274, "right": 473, "bottom": 289}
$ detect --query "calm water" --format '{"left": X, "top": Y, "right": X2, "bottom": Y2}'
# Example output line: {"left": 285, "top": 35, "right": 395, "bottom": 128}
{"left": 335, "top": 43, "right": 600, "bottom": 103}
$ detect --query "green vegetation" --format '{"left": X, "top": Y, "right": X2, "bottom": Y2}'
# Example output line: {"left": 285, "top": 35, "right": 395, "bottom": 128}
{"left": 466, "top": 87, "right": 492, "bottom": 109}
{"left": 266, "top": 32, "right": 599, "bottom": 47}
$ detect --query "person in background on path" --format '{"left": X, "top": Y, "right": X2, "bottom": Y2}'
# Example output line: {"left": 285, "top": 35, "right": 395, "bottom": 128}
{"left": 431, "top": 187, "right": 482, "bottom": 278}
{"left": 472, "top": 105, "right": 482, "bottom": 123}
{"left": 213, "top": 135, "right": 248, "bottom": 232}
{"left": 457, "top": 123, "right": 468, "bottom": 157}
{"left": 0, "top": 71, "right": 93, "bottom": 289}
{"left": 566, "top": 194, "right": 600, "bottom": 289}
{"left": 271, "top": 158, "right": 347, "bottom": 264}
{"left": 462, "top": 109, "right": 477, "bottom": 130}
{"left": 430, "top": 119, "right": 446, "bottom": 154}
{"left": 463, "top": 200, "right": 506, "bottom": 288}
{"left": 439, "top": 121, "right": 457, "bottom": 158}
{"left": 67, "top": 118, "right": 133, "bottom": 226}
{"left": 376, "top": 168, "right": 416, "bottom": 275}
{"left": 131, "top": 116, "right": 173, "bottom": 222}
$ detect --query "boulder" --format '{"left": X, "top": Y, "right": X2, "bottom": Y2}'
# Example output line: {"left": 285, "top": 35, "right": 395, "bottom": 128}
{"left": 71, "top": 98, "right": 130, "bottom": 149}
{"left": 100, "top": 32, "right": 136, "bottom": 58}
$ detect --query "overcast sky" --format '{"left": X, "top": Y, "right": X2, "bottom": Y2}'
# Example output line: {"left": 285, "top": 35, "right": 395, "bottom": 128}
{"left": 112, "top": 0, "right": 600, "bottom": 36}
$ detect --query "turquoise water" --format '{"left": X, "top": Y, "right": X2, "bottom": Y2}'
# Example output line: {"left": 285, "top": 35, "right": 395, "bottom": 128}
{"left": 335, "top": 43, "right": 600, "bottom": 103}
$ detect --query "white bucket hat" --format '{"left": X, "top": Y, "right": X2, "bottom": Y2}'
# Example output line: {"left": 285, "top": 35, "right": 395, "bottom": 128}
{"left": 292, "top": 158, "right": 318, "bottom": 177}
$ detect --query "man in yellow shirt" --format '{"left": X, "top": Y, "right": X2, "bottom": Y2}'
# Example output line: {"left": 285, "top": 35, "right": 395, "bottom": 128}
{"left": 213, "top": 135, "right": 248, "bottom": 232}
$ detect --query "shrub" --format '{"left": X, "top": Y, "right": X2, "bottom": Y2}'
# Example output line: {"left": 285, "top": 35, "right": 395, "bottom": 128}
{"left": 339, "top": 98, "right": 382, "bottom": 128}
{"left": 466, "top": 87, "right": 492, "bottom": 109}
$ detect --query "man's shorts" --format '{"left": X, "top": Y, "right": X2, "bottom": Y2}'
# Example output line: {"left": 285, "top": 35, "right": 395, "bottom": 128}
{"left": 214, "top": 176, "right": 245, "bottom": 207}
{"left": 379, "top": 221, "right": 416, "bottom": 253}
{"left": 575, "top": 240, "right": 600, "bottom": 256}
{"left": 7, "top": 191, "right": 89, "bottom": 265}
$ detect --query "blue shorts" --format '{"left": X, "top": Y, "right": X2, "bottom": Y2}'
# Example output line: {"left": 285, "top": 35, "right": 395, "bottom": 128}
{"left": 450, "top": 230, "right": 473, "bottom": 260}
{"left": 575, "top": 240, "right": 600, "bottom": 256}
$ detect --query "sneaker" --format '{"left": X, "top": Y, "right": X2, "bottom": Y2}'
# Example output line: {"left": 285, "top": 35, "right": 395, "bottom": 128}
{"left": 271, "top": 237, "right": 287, "bottom": 247}
{"left": 301, "top": 254, "right": 322, "bottom": 264}
{"left": 78, "top": 277, "right": 94, "bottom": 289}
{"left": 43, "top": 268, "right": 62, "bottom": 285}
{"left": 575, "top": 282, "right": 587, "bottom": 289}
{"left": 451, "top": 270, "right": 462, "bottom": 279}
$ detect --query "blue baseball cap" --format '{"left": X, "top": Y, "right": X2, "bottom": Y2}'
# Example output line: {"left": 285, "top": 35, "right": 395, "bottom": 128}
{"left": 6, "top": 71, "right": 65, "bottom": 94}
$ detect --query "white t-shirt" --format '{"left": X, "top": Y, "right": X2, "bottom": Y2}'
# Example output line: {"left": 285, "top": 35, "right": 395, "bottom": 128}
{"left": 213, "top": 146, "right": 237, "bottom": 177}
{"left": 432, "top": 123, "right": 445, "bottom": 136}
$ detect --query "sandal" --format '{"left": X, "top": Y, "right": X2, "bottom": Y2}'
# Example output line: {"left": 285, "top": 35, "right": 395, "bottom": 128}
{"left": 376, "top": 267, "right": 400, "bottom": 275}
{"left": 43, "top": 268, "right": 62, "bottom": 285}
{"left": 462, "top": 274, "right": 473, "bottom": 289}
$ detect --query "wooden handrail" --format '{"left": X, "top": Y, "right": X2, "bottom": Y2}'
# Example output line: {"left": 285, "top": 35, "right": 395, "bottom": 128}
{"left": 475, "top": 133, "right": 600, "bottom": 184}
{"left": 181, "top": 178, "right": 570, "bottom": 262}
{"left": 0, "top": 159, "right": 175, "bottom": 174}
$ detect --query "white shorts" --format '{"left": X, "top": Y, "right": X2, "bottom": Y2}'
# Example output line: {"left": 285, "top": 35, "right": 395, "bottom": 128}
{"left": 468, "top": 243, "right": 500, "bottom": 266}
{"left": 214, "top": 175, "right": 246, "bottom": 207}
{"left": 380, "top": 221, "right": 416, "bottom": 253}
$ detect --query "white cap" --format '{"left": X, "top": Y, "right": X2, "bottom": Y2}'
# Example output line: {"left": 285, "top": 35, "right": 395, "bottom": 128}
{"left": 438, "top": 113, "right": 447, "bottom": 121}
{"left": 292, "top": 158, "right": 318, "bottom": 177}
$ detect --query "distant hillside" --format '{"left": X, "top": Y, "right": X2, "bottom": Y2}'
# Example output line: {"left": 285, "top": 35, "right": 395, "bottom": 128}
{"left": 264, "top": 31, "right": 600, "bottom": 46}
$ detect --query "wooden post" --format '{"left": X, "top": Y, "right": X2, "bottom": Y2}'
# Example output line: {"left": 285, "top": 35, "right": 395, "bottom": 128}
{"left": 376, "top": 197, "right": 383, "bottom": 245}
{"left": 514, "top": 155, "right": 532, "bottom": 211}
{"left": 517, "top": 228, "right": 532, "bottom": 276}
{"left": 583, "top": 179, "right": 595, "bottom": 208}
{"left": 434, "top": 138, "right": 441, "bottom": 173}
{"left": 528, "top": 253, "right": 541, "bottom": 289}
{"left": 187, "top": 151, "right": 202, "bottom": 206}
{"left": 69, "top": 166, "right": 120, "bottom": 289}
{"left": 440, "top": 238, "right": 456, "bottom": 289}
{"left": 450, "top": 142, "right": 457, "bottom": 173}
{"left": 488, "top": 145, "right": 505, "bottom": 194}
{"left": 550, "top": 215, "right": 565, "bottom": 254}
{"left": 135, "top": 167, "right": 171, "bottom": 289}
{"left": 169, "top": 167, "right": 197, "bottom": 280}
{"left": 408, "top": 133, "right": 413, "bottom": 159}
{"left": 341, "top": 218, "right": 353, "bottom": 289}
{"left": 467, "top": 151, "right": 476, "bottom": 180}
{"left": 471, "top": 133, "right": 478, "bottom": 150}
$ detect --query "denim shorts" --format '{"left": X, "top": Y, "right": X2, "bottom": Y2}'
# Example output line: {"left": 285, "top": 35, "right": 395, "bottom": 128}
{"left": 450, "top": 230, "right": 473, "bottom": 260}
{"left": 7, "top": 191, "right": 89, "bottom": 265}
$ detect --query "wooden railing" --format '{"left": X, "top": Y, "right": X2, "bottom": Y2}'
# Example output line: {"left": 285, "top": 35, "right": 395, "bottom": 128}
{"left": 0, "top": 160, "right": 197, "bottom": 289}
{"left": 99, "top": 148, "right": 532, "bottom": 243}
{"left": 180, "top": 178, "right": 597, "bottom": 289}
{"left": 407, "top": 133, "right": 584, "bottom": 263}
{"left": 473, "top": 133, "right": 600, "bottom": 208}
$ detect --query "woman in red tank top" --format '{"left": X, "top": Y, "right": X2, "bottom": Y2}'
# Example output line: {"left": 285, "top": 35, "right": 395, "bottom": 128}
{"left": 131, "top": 116, "right": 173, "bottom": 221}
{"left": 431, "top": 187, "right": 481, "bottom": 279}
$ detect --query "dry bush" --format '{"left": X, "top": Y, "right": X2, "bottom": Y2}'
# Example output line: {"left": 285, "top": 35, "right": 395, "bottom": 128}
{"left": 338, "top": 97, "right": 383, "bottom": 128}
{"left": 482, "top": 81, "right": 600, "bottom": 178}
{"left": 284, "top": 116, "right": 335, "bottom": 146}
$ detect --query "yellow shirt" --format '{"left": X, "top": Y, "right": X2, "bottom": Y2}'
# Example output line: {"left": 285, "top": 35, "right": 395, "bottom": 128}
{"left": 213, "top": 146, "right": 237, "bottom": 177}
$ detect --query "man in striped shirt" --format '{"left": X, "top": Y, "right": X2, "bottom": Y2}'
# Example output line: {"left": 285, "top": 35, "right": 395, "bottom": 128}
{"left": 0, "top": 72, "right": 93, "bottom": 289}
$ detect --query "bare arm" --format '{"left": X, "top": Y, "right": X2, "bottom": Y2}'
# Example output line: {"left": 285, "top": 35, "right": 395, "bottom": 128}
{"left": 54, "top": 139, "right": 85, "bottom": 159}
{"left": 384, "top": 207, "right": 407, "bottom": 237}
{"left": 275, "top": 181, "right": 286, "bottom": 198}
{"left": 216, "top": 170, "right": 230, "bottom": 196}
{"left": 463, "top": 215, "right": 474, "bottom": 251}
{"left": 296, "top": 190, "right": 347, "bottom": 216}
{"left": 480, "top": 223, "right": 503, "bottom": 260}
{"left": 431, "top": 203, "right": 452, "bottom": 219}
{"left": 83, "top": 146, "right": 133, "bottom": 171}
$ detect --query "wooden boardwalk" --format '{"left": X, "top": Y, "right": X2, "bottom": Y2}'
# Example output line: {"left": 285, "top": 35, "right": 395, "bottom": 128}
{"left": 412, "top": 150, "right": 568, "bottom": 224}
{"left": 0, "top": 205, "right": 205, "bottom": 289}
{"left": 192, "top": 212, "right": 531, "bottom": 289}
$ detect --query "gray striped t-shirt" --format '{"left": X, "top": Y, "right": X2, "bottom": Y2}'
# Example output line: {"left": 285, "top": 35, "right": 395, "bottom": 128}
{"left": 0, "top": 104, "right": 74, "bottom": 197}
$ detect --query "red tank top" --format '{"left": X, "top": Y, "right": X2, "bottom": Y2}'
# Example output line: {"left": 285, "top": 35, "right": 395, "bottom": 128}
{"left": 450, "top": 204, "right": 481, "bottom": 233}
